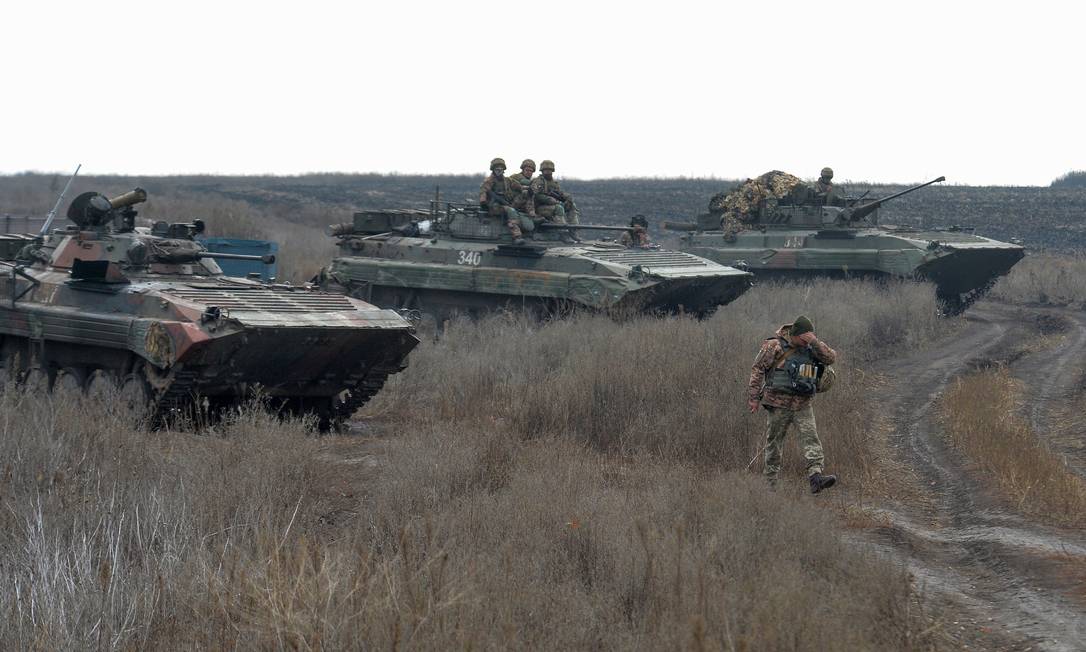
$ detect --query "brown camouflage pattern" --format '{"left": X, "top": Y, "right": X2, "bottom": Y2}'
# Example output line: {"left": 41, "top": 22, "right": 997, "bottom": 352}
{"left": 748, "top": 323, "right": 837, "bottom": 410}
{"left": 763, "top": 404, "right": 825, "bottom": 479}
{"left": 710, "top": 171, "right": 803, "bottom": 240}
{"left": 619, "top": 226, "right": 651, "bottom": 247}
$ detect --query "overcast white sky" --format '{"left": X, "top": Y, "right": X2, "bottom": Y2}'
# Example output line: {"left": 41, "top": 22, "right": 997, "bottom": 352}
{"left": 3, "top": 0, "right": 1083, "bottom": 185}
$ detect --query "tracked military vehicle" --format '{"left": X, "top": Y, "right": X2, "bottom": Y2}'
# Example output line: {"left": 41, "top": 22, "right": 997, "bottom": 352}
{"left": 665, "top": 176, "right": 1024, "bottom": 313}
{"left": 0, "top": 187, "right": 418, "bottom": 429}
{"left": 318, "top": 202, "right": 753, "bottom": 320}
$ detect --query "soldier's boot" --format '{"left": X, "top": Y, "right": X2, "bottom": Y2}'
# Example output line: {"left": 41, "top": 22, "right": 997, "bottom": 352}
{"left": 809, "top": 472, "right": 837, "bottom": 494}
{"left": 508, "top": 222, "right": 525, "bottom": 246}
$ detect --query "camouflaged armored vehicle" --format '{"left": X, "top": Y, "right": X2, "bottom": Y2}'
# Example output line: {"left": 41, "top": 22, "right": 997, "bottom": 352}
{"left": 0, "top": 188, "right": 418, "bottom": 429}
{"left": 665, "top": 174, "right": 1024, "bottom": 313}
{"left": 317, "top": 202, "right": 753, "bottom": 321}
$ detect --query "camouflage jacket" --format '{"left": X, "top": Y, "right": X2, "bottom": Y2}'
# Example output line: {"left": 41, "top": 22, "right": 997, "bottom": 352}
{"left": 748, "top": 324, "right": 837, "bottom": 410}
{"left": 508, "top": 172, "right": 536, "bottom": 214}
{"left": 531, "top": 176, "right": 569, "bottom": 207}
{"left": 479, "top": 175, "right": 528, "bottom": 209}
{"left": 619, "top": 226, "right": 650, "bottom": 247}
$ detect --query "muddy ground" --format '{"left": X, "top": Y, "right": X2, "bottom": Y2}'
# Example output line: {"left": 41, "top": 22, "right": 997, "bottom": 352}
{"left": 857, "top": 301, "right": 1086, "bottom": 650}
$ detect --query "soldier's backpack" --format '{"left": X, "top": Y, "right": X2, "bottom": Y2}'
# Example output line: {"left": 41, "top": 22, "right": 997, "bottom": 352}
{"left": 765, "top": 338, "right": 833, "bottom": 396}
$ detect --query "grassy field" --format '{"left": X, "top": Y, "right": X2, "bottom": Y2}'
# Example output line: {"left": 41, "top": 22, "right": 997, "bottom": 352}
{"left": 0, "top": 279, "right": 954, "bottom": 650}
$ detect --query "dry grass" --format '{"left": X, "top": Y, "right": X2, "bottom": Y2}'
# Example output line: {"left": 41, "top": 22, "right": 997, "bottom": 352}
{"left": 0, "top": 277, "right": 955, "bottom": 650}
{"left": 371, "top": 278, "right": 948, "bottom": 489}
{"left": 941, "top": 367, "right": 1086, "bottom": 525}
{"left": 991, "top": 253, "right": 1086, "bottom": 308}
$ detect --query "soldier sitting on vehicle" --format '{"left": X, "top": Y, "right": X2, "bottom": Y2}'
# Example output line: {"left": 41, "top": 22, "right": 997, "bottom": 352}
{"left": 508, "top": 159, "right": 537, "bottom": 218}
{"left": 619, "top": 214, "right": 652, "bottom": 248}
{"left": 531, "top": 160, "right": 580, "bottom": 226}
{"left": 479, "top": 157, "right": 534, "bottom": 245}
{"left": 811, "top": 167, "right": 845, "bottom": 207}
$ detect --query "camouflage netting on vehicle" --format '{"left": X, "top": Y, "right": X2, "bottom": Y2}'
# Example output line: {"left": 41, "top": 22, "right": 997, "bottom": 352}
{"left": 708, "top": 171, "right": 803, "bottom": 217}
{"left": 709, "top": 170, "right": 803, "bottom": 240}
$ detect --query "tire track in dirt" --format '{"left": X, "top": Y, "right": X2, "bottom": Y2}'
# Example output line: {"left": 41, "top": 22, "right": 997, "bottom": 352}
{"left": 866, "top": 302, "right": 1086, "bottom": 651}
{"left": 1011, "top": 306, "right": 1086, "bottom": 479}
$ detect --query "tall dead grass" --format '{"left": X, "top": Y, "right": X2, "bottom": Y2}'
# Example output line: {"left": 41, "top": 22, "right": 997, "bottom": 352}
{"left": 0, "top": 278, "right": 953, "bottom": 649}
{"left": 991, "top": 253, "right": 1086, "bottom": 308}
{"left": 941, "top": 367, "right": 1086, "bottom": 525}
{"left": 0, "top": 387, "right": 941, "bottom": 650}
{"left": 371, "top": 278, "right": 947, "bottom": 486}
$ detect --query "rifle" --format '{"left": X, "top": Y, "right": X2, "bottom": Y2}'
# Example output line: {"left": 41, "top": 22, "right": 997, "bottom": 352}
{"left": 483, "top": 188, "right": 511, "bottom": 209}
{"left": 39, "top": 164, "right": 81, "bottom": 236}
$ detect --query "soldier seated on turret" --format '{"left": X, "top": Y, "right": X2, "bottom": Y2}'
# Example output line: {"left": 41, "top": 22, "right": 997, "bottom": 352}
{"left": 619, "top": 214, "right": 652, "bottom": 248}
{"left": 479, "top": 158, "right": 535, "bottom": 245}
{"left": 531, "top": 160, "right": 580, "bottom": 226}
{"left": 811, "top": 167, "right": 846, "bottom": 207}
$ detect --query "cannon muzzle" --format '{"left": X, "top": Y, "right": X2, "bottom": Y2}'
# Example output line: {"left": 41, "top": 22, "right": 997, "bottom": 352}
{"left": 846, "top": 176, "right": 945, "bottom": 223}
{"left": 326, "top": 223, "right": 355, "bottom": 237}
{"left": 109, "top": 188, "right": 147, "bottom": 209}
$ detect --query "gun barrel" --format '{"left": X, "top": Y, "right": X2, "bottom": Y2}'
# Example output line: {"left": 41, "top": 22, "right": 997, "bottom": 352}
{"left": 536, "top": 223, "right": 633, "bottom": 231}
{"left": 198, "top": 252, "right": 276, "bottom": 264}
{"left": 849, "top": 176, "right": 945, "bottom": 222}
{"left": 108, "top": 188, "right": 147, "bottom": 209}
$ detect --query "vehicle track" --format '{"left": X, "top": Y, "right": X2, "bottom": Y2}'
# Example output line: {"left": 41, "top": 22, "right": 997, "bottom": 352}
{"left": 868, "top": 302, "right": 1086, "bottom": 650}
{"left": 1011, "top": 306, "right": 1086, "bottom": 479}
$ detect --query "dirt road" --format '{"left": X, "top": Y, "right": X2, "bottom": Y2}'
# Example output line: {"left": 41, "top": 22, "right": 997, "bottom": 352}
{"left": 865, "top": 301, "right": 1086, "bottom": 650}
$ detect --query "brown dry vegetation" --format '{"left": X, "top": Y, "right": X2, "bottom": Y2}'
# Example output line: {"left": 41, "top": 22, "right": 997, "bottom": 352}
{"left": 0, "top": 278, "right": 953, "bottom": 650}
{"left": 941, "top": 367, "right": 1086, "bottom": 525}
{"left": 990, "top": 253, "right": 1086, "bottom": 308}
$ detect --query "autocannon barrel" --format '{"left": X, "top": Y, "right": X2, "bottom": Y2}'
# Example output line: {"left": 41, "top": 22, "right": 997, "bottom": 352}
{"left": 198, "top": 252, "right": 276, "bottom": 264}
{"left": 326, "top": 223, "right": 355, "bottom": 237}
{"left": 109, "top": 188, "right": 147, "bottom": 209}
{"left": 847, "top": 176, "right": 945, "bottom": 223}
{"left": 536, "top": 223, "right": 633, "bottom": 231}
{"left": 662, "top": 221, "right": 699, "bottom": 232}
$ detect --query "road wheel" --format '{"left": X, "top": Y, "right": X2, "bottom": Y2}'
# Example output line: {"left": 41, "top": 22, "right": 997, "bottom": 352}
{"left": 120, "top": 373, "right": 152, "bottom": 415}
{"left": 23, "top": 366, "right": 50, "bottom": 393}
{"left": 86, "top": 370, "right": 120, "bottom": 401}
{"left": 54, "top": 367, "right": 86, "bottom": 397}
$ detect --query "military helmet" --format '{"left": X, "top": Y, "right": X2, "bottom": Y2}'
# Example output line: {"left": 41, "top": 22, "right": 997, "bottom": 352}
{"left": 540, "top": 160, "right": 555, "bottom": 171}
{"left": 630, "top": 214, "right": 648, "bottom": 227}
{"left": 520, "top": 159, "right": 536, "bottom": 170}
{"left": 820, "top": 167, "right": 833, "bottom": 180}
{"left": 490, "top": 158, "right": 507, "bottom": 170}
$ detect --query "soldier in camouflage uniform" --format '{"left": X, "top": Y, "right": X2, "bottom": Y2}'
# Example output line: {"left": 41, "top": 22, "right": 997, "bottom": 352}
{"left": 509, "top": 159, "right": 537, "bottom": 216}
{"left": 748, "top": 315, "right": 838, "bottom": 493}
{"left": 619, "top": 214, "right": 651, "bottom": 247}
{"left": 479, "top": 158, "right": 534, "bottom": 245}
{"left": 811, "top": 167, "right": 844, "bottom": 206}
{"left": 531, "top": 160, "right": 580, "bottom": 225}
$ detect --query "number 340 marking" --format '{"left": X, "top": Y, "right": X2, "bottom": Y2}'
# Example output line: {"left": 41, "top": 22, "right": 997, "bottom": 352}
{"left": 457, "top": 250, "right": 482, "bottom": 266}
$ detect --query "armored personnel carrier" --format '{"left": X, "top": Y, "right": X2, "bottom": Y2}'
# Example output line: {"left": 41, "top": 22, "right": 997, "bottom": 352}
{"left": 0, "top": 188, "right": 418, "bottom": 429}
{"left": 665, "top": 175, "right": 1024, "bottom": 314}
{"left": 318, "top": 203, "right": 753, "bottom": 321}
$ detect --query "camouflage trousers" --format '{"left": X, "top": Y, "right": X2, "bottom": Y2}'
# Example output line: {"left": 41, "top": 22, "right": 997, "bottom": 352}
{"left": 535, "top": 200, "right": 580, "bottom": 225}
{"left": 495, "top": 206, "right": 535, "bottom": 238}
{"left": 763, "top": 404, "right": 825, "bottom": 480}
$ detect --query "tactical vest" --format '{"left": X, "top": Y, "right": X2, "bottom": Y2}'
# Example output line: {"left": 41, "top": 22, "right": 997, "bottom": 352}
{"left": 765, "top": 337, "right": 826, "bottom": 396}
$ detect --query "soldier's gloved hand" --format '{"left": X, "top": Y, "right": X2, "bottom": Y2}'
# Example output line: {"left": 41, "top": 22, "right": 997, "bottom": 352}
{"left": 797, "top": 332, "right": 817, "bottom": 346}
{"left": 748, "top": 399, "right": 760, "bottom": 413}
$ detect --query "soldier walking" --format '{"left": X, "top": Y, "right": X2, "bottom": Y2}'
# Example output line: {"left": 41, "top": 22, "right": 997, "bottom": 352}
{"left": 479, "top": 158, "right": 534, "bottom": 245}
{"left": 748, "top": 315, "right": 838, "bottom": 493}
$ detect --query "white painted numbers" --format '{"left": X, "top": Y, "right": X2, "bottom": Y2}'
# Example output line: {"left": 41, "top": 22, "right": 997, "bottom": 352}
{"left": 457, "top": 250, "right": 482, "bottom": 266}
